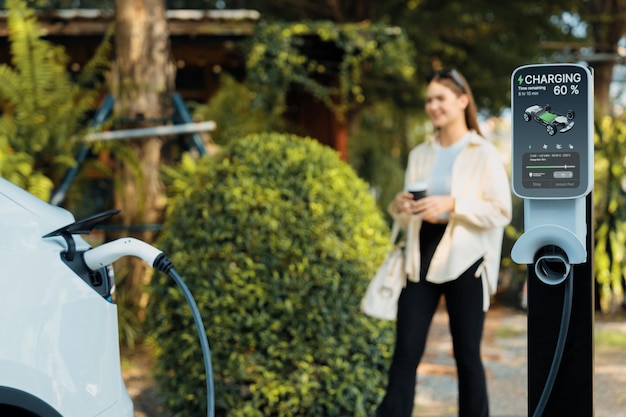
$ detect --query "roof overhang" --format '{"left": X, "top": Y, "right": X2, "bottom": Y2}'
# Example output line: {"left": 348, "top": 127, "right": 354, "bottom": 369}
{"left": 0, "top": 9, "right": 260, "bottom": 38}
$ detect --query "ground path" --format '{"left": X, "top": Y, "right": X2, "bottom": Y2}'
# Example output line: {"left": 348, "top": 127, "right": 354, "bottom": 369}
{"left": 413, "top": 305, "right": 626, "bottom": 417}
{"left": 122, "top": 305, "right": 626, "bottom": 417}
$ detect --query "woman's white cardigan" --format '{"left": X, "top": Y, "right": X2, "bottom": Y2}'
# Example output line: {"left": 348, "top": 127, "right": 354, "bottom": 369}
{"left": 390, "top": 132, "right": 512, "bottom": 311}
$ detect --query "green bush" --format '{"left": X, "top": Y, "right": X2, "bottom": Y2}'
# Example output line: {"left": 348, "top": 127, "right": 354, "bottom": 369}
{"left": 594, "top": 116, "right": 626, "bottom": 312}
{"left": 190, "top": 74, "right": 294, "bottom": 147}
{"left": 147, "top": 132, "right": 395, "bottom": 417}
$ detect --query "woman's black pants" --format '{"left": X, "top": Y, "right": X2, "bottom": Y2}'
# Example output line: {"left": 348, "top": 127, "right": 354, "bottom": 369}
{"left": 376, "top": 259, "right": 488, "bottom": 417}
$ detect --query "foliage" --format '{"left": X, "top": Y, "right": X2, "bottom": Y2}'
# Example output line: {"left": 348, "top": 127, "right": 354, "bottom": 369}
{"left": 565, "top": 0, "right": 626, "bottom": 114}
{"left": 397, "top": 0, "right": 583, "bottom": 112}
{"left": 147, "top": 133, "right": 395, "bottom": 417}
{"left": 244, "top": 20, "right": 418, "bottom": 120}
{"left": 191, "top": 73, "right": 412, "bottom": 215}
{"left": 0, "top": 135, "right": 53, "bottom": 200}
{"left": 594, "top": 116, "right": 626, "bottom": 312}
{"left": 236, "top": 19, "right": 419, "bottom": 216}
{"left": 190, "top": 73, "right": 293, "bottom": 146}
{"left": 0, "top": 0, "right": 112, "bottom": 199}
{"left": 347, "top": 100, "right": 417, "bottom": 217}
{"left": 252, "top": 0, "right": 584, "bottom": 114}
{"left": 191, "top": 74, "right": 410, "bottom": 217}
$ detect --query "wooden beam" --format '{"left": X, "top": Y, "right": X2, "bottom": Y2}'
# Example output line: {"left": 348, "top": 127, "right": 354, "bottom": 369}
{"left": 0, "top": 9, "right": 260, "bottom": 38}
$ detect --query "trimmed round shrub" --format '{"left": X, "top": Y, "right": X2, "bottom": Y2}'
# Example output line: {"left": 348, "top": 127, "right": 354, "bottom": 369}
{"left": 147, "top": 132, "right": 395, "bottom": 417}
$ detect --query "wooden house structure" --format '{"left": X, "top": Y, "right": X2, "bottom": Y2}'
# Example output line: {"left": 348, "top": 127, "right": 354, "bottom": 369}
{"left": 0, "top": 8, "right": 348, "bottom": 159}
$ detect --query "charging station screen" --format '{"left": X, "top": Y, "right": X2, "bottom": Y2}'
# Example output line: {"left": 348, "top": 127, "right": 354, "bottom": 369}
{"left": 511, "top": 64, "right": 592, "bottom": 199}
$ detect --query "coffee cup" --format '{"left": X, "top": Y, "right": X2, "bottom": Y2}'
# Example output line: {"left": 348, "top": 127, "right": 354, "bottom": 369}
{"left": 406, "top": 181, "right": 427, "bottom": 201}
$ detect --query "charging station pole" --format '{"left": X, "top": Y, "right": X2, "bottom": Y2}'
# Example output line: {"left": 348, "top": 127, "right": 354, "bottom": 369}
{"left": 510, "top": 64, "right": 594, "bottom": 416}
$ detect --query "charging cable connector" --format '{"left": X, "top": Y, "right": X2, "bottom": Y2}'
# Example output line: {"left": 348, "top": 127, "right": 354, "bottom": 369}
{"left": 534, "top": 245, "right": 571, "bottom": 286}
{"left": 83, "top": 237, "right": 162, "bottom": 271}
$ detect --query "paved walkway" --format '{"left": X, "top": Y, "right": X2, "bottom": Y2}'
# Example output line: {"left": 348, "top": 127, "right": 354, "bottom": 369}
{"left": 411, "top": 306, "right": 626, "bottom": 417}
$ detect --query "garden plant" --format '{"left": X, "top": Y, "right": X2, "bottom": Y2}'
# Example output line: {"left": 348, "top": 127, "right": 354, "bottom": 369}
{"left": 148, "top": 132, "right": 396, "bottom": 416}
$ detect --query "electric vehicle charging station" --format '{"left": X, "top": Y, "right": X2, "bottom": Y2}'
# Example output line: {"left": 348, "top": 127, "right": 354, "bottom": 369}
{"left": 511, "top": 63, "right": 594, "bottom": 416}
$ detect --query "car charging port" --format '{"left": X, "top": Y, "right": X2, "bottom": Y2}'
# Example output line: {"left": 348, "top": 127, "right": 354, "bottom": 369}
{"left": 60, "top": 253, "right": 114, "bottom": 300}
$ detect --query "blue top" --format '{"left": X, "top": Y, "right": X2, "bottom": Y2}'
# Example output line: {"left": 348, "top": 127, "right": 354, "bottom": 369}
{"left": 427, "top": 133, "right": 471, "bottom": 218}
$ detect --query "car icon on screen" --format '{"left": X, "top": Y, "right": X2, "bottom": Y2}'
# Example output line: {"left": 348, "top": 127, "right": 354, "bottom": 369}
{"left": 523, "top": 104, "right": 575, "bottom": 136}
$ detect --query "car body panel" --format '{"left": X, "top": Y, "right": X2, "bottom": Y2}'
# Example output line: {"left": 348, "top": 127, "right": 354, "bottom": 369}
{"left": 0, "top": 177, "right": 133, "bottom": 416}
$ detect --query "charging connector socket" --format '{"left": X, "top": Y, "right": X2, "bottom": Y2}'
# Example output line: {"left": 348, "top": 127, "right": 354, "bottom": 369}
{"left": 534, "top": 245, "right": 571, "bottom": 285}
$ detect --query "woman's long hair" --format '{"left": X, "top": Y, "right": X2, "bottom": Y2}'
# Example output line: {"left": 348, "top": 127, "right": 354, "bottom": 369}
{"left": 428, "top": 70, "right": 482, "bottom": 136}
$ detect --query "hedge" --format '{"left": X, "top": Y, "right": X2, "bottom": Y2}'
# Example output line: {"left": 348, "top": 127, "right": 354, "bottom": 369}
{"left": 147, "top": 132, "right": 395, "bottom": 416}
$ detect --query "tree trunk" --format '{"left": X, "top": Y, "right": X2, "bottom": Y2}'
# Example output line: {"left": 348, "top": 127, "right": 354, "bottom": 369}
{"left": 110, "top": 0, "right": 176, "bottom": 327}
{"left": 593, "top": 61, "right": 614, "bottom": 117}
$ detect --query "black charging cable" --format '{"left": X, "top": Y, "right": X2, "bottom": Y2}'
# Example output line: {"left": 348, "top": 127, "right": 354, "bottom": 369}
{"left": 154, "top": 253, "right": 215, "bottom": 417}
{"left": 531, "top": 267, "right": 573, "bottom": 417}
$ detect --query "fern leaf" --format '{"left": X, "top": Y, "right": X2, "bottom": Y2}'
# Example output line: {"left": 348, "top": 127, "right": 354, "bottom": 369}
{"left": 1, "top": 0, "right": 111, "bottom": 188}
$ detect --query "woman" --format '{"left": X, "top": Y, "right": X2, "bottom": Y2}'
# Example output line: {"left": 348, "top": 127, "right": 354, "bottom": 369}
{"left": 376, "top": 69, "right": 512, "bottom": 417}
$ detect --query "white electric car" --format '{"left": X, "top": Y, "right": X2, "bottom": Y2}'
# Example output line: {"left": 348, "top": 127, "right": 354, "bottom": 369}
{"left": 0, "top": 177, "right": 133, "bottom": 416}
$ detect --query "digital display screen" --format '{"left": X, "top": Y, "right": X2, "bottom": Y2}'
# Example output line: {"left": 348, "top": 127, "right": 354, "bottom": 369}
{"left": 511, "top": 64, "right": 592, "bottom": 199}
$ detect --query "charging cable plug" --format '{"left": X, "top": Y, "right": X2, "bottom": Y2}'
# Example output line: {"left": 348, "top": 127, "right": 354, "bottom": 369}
{"left": 82, "top": 237, "right": 175, "bottom": 275}
{"left": 83, "top": 237, "right": 163, "bottom": 270}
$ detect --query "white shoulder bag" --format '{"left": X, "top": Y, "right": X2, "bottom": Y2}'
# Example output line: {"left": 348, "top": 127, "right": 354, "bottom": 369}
{"left": 360, "top": 222, "right": 406, "bottom": 320}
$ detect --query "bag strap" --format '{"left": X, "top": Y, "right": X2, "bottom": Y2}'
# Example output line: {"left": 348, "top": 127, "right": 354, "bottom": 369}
{"left": 390, "top": 221, "right": 401, "bottom": 244}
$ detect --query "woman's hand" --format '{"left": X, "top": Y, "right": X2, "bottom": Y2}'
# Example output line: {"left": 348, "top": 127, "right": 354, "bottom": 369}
{"left": 413, "top": 195, "right": 455, "bottom": 222}
{"left": 393, "top": 192, "right": 415, "bottom": 215}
